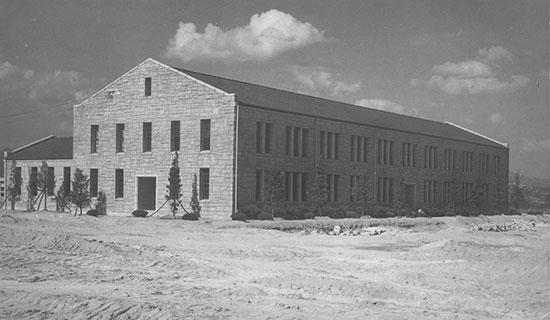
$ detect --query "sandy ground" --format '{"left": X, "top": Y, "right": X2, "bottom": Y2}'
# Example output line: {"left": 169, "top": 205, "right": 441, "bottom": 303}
{"left": 0, "top": 211, "right": 548, "bottom": 320}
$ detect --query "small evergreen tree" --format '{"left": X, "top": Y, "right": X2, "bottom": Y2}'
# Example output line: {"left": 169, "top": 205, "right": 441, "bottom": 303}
{"left": 6, "top": 160, "right": 19, "bottom": 211}
{"left": 70, "top": 168, "right": 90, "bottom": 215}
{"left": 189, "top": 173, "right": 201, "bottom": 216}
{"left": 263, "top": 170, "right": 285, "bottom": 217}
{"left": 26, "top": 167, "right": 36, "bottom": 212}
{"left": 309, "top": 162, "right": 329, "bottom": 215}
{"left": 510, "top": 172, "right": 524, "bottom": 210}
{"left": 165, "top": 152, "right": 182, "bottom": 219}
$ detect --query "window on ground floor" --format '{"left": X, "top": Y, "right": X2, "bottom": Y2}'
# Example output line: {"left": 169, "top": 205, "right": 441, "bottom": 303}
{"left": 90, "top": 169, "right": 98, "bottom": 198}
{"left": 115, "top": 169, "right": 123, "bottom": 198}
{"left": 199, "top": 168, "right": 210, "bottom": 200}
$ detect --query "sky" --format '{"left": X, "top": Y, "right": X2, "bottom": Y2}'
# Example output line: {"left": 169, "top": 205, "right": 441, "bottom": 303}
{"left": 0, "top": 0, "right": 548, "bottom": 178}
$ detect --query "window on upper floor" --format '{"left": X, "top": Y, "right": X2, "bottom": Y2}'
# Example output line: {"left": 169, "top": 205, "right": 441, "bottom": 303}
{"left": 319, "top": 130, "right": 339, "bottom": 160}
{"left": 377, "top": 139, "right": 394, "bottom": 165}
{"left": 444, "top": 148, "right": 457, "bottom": 171}
{"left": 402, "top": 142, "right": 417, "bottom": 167}
{"left": 494, "top": 155, "right": 501, "bottom": 174}
{"left": 143, "top": 122, "right": 152, "bottom": 152}
{"left": 256, "top": 121, "right": 272, "bottom": 154}
{"left": 285, "top": 126, "right": 308, "bottom": 157}
{"left": 200, "top": 119, "right": 211, "bottom": 151}
{"left": 171, "top": 121, "right": 180, "bottom": 152}
{"left": 478, "top": 153, "right": 489, "bottom": 173}
{"left": 424, "top": 145, "right": 438, "bottom": 169}
{"left": 116, "top": 123, "right": 125, "bottom": 153}
{"left": 145, "top": 77, "right": 151, "bottom": 96}
{"left": 462, "top": 151, "right": 474, "bottom": 172}
{"left": 90, "top": 125, "right": 99, "bottom": 154}
{"left": 351, "top": 135, "right": 369, "bottom": 162}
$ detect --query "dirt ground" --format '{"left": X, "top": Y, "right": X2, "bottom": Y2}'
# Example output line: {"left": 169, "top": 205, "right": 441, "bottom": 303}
{"left": 0, "top": 211, "right": 548, "bottom": 320}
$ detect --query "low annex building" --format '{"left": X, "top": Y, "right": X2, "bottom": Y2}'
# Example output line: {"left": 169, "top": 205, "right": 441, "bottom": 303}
{"left": 3, "top": 58, "right": 509, "bottom": 218}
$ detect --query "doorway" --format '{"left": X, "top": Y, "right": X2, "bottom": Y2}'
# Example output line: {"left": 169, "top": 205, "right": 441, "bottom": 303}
{"left": 137, "top": 177, "right": 156, "bottom": 211}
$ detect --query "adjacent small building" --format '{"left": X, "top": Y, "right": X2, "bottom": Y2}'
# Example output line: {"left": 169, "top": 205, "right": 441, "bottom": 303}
{"left": 3, "top": 58, "right": 509, "bottom": 218}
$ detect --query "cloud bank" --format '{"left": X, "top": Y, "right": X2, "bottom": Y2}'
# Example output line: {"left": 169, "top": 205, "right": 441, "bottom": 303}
{"left": 290, "top": 66, "right": 360, "bottom": 98}
{"left": 166, "top": 9, "right": 327, "bottom": 62}
{"left": 419, "top": 46, "right": 529, "bottom": 94}
{"left": 354, "top": 99, "right": 420, "bottom": 117}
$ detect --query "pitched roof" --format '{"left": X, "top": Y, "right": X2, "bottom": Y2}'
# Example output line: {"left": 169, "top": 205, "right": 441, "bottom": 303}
{"left": 176, "top": 67, "right": 507, "bottom": 149}
{"left": 6, "top": 136, "right": 73, "bottom": 160}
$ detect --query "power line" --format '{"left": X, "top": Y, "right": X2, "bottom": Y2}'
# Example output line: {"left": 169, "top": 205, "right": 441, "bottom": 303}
{"left": 0, "top": 100, "right": 75, "bottom": 121}
{"left": 0, "top": 107, "right": 72, "bottom": 127}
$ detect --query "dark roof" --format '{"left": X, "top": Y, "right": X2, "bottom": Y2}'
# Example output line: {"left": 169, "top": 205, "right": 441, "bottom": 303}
{"left": 177, "top": 68, "right": 507, "bottom": 149}
{"left": 6, "top": 136, "right": 73, "bottom": 160}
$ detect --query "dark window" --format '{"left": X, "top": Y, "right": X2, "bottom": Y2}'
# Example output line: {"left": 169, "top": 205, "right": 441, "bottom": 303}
{"left": 283, "top": 171, "right": 307, "bottom": 202}
{"left": 423, "top": 180, "right": 437, "bottom": 204}
{"left": 320, "top": 131, "right": 326, "bottom": 157}
{"left": 255, "top": 170, "right": 264, "bottom": 201}
{"left": 47, "top": 167, "right": 55, "bottom": 196}
{"left": 14, "top": 167, "right": 22, "bottom": 195}
{"left": 145, "top": 77, "right": 151, "bottom": 96}
{"left": 90, "top": 125, "right": 99, "bottom": 153}
{"left": 377, "top": 177, "right": 394, "bottom": 203}
{"left": 115, "top": 169, "right": 123, "bottom": 198}
{"left": 171, "top": 121, "right": 180, "bottom": 152}
{"left": 377, "top": 139, "right": 394, "bottom": 165}
{"left": 30, "top": 167, "right": 38, "bottom": 197}
{"left": 199, "top": 168, "right": 210, "bottom": 200}
{"left": 116, "top": 123, "right": 124, "bottom": 153}
{"left": 143, "top": 122, "right": 152, "bottom": 152}
{"left": 326, "top": 174, "right": 340, "bottom": 202}
{"left": 63, "top": 167, "right": 71, "bottom": 195}
{"left": 200, "top": 119, "right": 211, "bottom": 151}
{"left": 256, "top": 122, "right": 272, "bottom": 154}
{"left": 90, "top": 169, "right": 98, "bottom": 198}
{"left": 285, "top": 126, "right": 291, "bottom": 156}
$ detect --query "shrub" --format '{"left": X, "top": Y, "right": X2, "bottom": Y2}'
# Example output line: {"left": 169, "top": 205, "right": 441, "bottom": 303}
{"left": 96, "top": 191, "right": 107, "bottom": 215}
{"left": 182, "top": 212, "right": 200, "bottom": 220}
{"left": 422, "top": 207, "right": 444, "bottom": 217}
{"left": 132, "top": 210, "right": 148, "bottom": 218}
{"left": 231, "top": 211, "right": 248, "bottom": 221}
{"left": 272, "top": 207, "right": 284, "bottom": 218}
{"left": 304, "top": 211, "right": 316, "bottom": 219}
{"left": 369, "top": 206, "right": 388, "bottom": 218}
{"left": 345, "top": 210, "right": 362, "bottom": 219}
{"left": 239, "top": 204, "right": 261, "bottom": 219}
{"left": 325, "top": 206, "right": 344, "bottom": 219}
{"left": 283, "top": 206, "right": 304, "bottom": 220}
{"left": 86, "top": 209, "right": 99, "bottom": 217}
{"left": 257, "top": 211, "right": 273, "bottom": 221}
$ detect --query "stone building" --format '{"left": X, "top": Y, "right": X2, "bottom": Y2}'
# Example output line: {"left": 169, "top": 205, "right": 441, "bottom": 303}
{"left": 3, "top": 58, "right": 509, "bottom": 218}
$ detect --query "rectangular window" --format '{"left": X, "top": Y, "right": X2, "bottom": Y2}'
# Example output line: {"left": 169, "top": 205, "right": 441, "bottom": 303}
{"left": 90, "top": 125, "right": 99, "bottom": 154}
{"left": 285, "top": 126, "right": 291, "bottom": 156}
{"left": 377, "top": 177, "right": 394, "bottom": 203}
{"left": 443, "top": 181, "right": 452, "bottom": 204}
{"left": 494, "top": 155, "right": 501, "bottom": 174}
{"left": 115, "top": 169, "right": 123, "bottom": 198}
{"left": 30, "top": 167, "right": 38, "bottom": 197}
{"left": 255, "top": 170, "right": 264, "bottom": 201}
{"left": 320, "top": 130, "right": 339, "bottom": 160}
{"left": 444, "top": 149, "right": 456, "bottom": 171}
{"left": 199, "top": 168, "right": 210, "bottom": 200}
{"left": 90, "top": 169, "right": 98, "bottom": 198}
{"left": 478, "top": 153, "right": 489, "bottom": 173}
{"left": 326, "top": 174, "right": 340, "bottom": 202}
{"left": 351, "top": 135, "right": 356, "bottom": 162}
{"left": 116, "top": 123, "right": 124, "bottom": 153}
{"left": 377, "top": 139, "right": 394, "bottom": 165}
{"left": 171, "top": 121, "right": 180, "bottom": 152}
{"left": 327, "top": 132, "right": 333, "bottom": 159}
{"left": 47, "top": 167, "right": 55, "bottom": 196}
{"left": 462, "top": 151, "right": 474, "bottom": 172}
{"left": 462, "top": 182, "right": 473, "bottom": 204}
{"left": 334, "top": 133, "right": 340, "bottom": 160}
{"left": 424, "top": 145, "right": 438, "bottom": 169}
{"left": 402, "top": 143, "right": 417, "bottom": 167}
{"left": 256, "top": 122, "right": 272, "bottom": 154}
{"left": 200, "top": 119, "right": 211, "bottom": 151}
{"left": 320, "top": 130, "right": 326, "bottom": 157}
{"left": 301, "top": 128, "right": 308, "bottom": 157}
{"left": 63, "top": 167, "right": 71, "bottom": 195}
{"left": 142, "top": 122, "right": 152, "bottom": 152}
{"left": 285, "top": 126, "right": 308, "bottom": 157}
{"left": 350, "top": 175, "right": 358, "bottom": 202}
{"left": 14, "top": 167, "right": 22, "bottom": 195}
{"left": 283, "top": 172, "right": 307, "bottom": 202}
{"left": 423, "top": 180, "right": 437, "bottom": 204}
{"left": 145, "top": 77, "right": 151, "bottom": 96}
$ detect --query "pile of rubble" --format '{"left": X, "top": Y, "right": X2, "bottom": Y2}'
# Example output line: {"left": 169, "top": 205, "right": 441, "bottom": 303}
{"left": 473, "top": 219, "right": 537, "bottom": 232}
{"left": 302, "top": 225, "right": 390, "bottom": 236}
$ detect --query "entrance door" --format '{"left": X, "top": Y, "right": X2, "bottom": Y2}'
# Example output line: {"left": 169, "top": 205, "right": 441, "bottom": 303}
{"left": 137, "top": 177, "right": 156, "bottom": 210}
{"left": 405, "top": 184, "right": 415, "bottom": 209}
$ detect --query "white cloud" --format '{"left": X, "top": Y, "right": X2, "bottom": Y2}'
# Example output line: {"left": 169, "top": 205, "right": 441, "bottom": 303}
{"left": 166, "top": 9, "right": 327, "bottom": 62}
{"left": 432, "top": 60, "right": 493, "bottom": 78}
{"left": 0, "top": 60, "right": 18, "bottom": 79}
{"left": 291, "top": 66, "right": 360, "bottom": 97}
{"left": 29, "top": 70, "right": 104, "bottom": 103}
{"left": 489, "top": 112, "right": 505, "bottom": 125}
{"left": 354, "top": 99, "right": 420, "bottom": 117}
{"left": 418, "top": 46, "right": 529, "bottom": 95}
{"left": 426, "top": 74, "right": 529, "bottom": 95}
{"left": 478, "top": 46, "right": 513, "bottom": 62}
